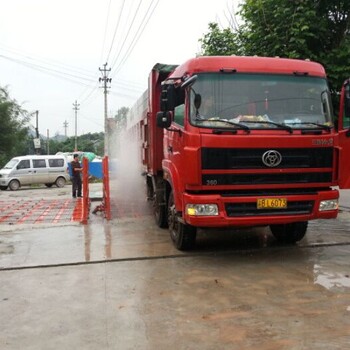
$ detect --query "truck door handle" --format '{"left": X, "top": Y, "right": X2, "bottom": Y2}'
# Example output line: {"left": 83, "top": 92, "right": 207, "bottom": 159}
{"left": 167, "top": 146, "right": 173, "bottom": 153}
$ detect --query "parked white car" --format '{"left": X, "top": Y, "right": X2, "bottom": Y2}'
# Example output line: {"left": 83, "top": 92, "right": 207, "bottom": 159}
{"left": 0, "top": 155, "right": 70, "bottom": 191}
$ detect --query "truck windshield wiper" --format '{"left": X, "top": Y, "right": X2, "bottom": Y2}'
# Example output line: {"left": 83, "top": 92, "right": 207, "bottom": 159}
{"left": 287, "top": 122, "right": 331, "bottom": 132}
{"left": 195, "top": 118, "right": 251, "bottom": 133}
{"left": 242, "top": 120, "right": 293, "bottom": 133}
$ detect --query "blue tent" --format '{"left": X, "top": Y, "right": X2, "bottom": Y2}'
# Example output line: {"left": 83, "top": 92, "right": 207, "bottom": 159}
{"left": 68, "top": 161, "right": 103, "bottom": 179}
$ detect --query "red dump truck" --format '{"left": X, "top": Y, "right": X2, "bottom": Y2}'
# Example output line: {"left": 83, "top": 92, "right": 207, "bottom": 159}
{"left": 127, "top": 56, "right": 350, "bottom": 250}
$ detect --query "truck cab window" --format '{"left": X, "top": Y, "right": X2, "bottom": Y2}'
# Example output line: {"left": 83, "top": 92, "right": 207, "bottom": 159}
{"left": 190, "top": 73, "right": 334, "bottom": 130}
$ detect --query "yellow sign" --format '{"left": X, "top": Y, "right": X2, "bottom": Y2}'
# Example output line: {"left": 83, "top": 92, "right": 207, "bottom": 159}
{"left": 257, "top": 198, "right": 287, "bottom": 209}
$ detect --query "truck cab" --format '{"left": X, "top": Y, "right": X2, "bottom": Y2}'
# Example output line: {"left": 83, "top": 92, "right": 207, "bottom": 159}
{"left": 138, "top": 56, "right": 350, "bottom": 250}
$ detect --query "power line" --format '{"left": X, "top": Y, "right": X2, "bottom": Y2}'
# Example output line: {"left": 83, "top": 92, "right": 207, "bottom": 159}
{"left": 78, "top": 83, "right": 100, "bottom": 105}
{"left": 0, "top": 43, "right": 96, "bottom": 78}
{"left": 0, "top": 51, "right": 143, "bottom": 108}
{"left": 105, "top": 0, "right": 126, "bottom": 64}
{"left": 100, "top": 0, "right": 113, "bottom": 63}
{"left": 0, "top": 54, "right": 95, "bottom": 87}
{"left": 109, "top": 0, "right": 144, "bottom": 72}
{"left": 112, "top": 0, "right": 159, "bottom": 77}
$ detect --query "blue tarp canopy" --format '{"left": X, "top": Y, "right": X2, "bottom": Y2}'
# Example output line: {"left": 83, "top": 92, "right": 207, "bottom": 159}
{"left": 68, "top": 161, "right": 103, "bottom": 179}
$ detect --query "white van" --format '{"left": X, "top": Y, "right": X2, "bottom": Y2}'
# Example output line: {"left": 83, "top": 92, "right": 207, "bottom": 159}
{"left": 0, "top": 155, "right": 70, "bottom": 191}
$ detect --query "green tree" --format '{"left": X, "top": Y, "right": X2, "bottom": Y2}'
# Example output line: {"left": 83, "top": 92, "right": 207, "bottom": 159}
{"left": 0, "top": 87, "right": 30, "bottom": 167}
{"left": 199, "top": 22, "right": 240, "bottom": 56}
{"left": 200, "top": 0, "right": 350, "bottom": 100}
{"left": 47, "top": 132, "right": 104, "bottom": 156}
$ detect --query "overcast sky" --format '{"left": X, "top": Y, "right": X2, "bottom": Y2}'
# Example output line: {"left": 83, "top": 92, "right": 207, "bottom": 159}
{"left": 0, "top": 0, "right": 241, "bottom": 137}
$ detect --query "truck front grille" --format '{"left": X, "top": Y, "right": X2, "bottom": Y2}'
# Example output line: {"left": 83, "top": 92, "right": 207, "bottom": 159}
{"left": 202, "top": 147, "right": 333, "bottom": 169}
{"left": 201, "top": 147, "right": 333, "bottom": 186}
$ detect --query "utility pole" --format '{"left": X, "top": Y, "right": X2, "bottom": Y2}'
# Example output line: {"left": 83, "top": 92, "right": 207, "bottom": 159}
{"left": 31, "top": 110, "right": 41, "bottom": 155}
{"left": 47, "top": 129, "right": 50, "bottom": 155}
{"left": 99, "top": 63, "right": 112, "bottom": 156}
{"left": 63, "top": 120, "right": 68, "bottom": 138}
{"left": 35, "top": 110, "right": 39, "bottom": 139}
{"left": 72, "top": 101, "right": 80, "bottom": 151}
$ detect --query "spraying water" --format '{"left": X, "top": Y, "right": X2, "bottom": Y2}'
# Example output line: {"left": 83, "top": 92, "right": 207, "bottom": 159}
{"left": 109, "top": 129, "right": 150, "bottom": 217}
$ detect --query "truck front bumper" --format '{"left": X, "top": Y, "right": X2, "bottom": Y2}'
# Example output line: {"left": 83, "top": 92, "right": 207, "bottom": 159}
{"left": 182, "top": 189, "right": 339, "bottom": 227}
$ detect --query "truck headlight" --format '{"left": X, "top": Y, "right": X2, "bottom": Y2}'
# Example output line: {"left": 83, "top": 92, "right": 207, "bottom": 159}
{"left": 319, "top": 199, "right": 338, "bottom": 211}
{"left": 186, "top": 204, "right": 218, "bottom": 216}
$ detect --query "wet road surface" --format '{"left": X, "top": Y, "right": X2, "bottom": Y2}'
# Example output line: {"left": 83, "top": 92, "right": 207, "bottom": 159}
{"left": 0, "top": 185, "right": 350, "bottom": 349}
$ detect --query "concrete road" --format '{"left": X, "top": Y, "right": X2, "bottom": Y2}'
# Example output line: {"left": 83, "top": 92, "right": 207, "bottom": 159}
{"left": 1, "top": 185, "right": 350, "bottom": 349}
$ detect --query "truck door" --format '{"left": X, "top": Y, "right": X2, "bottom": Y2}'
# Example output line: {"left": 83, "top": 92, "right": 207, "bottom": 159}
{"left": 338, "top": 80, "right": 350, "bottom": 188}
{"left": 166, "top": 104, "right": 185, "bottom": 176}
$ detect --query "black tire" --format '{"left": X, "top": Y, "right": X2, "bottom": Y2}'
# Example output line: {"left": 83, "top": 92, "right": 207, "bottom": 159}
{"left": 270, "top": 221, "right": 308, "bottom": 244}
{"left": 55, "top": 177, "right": 66, "bottom": 188}
{"left": 154, "top": 189, "right": 168, "bottom": 228}
{"left": 0, "top": 186, "right": 7, "bottom": 191}
{"left": 150, "top": 177, "right": 168, "bottom": 228}
{"left": 168, "top": 191, "right": 196, "bottom": 250}
{"left": 9, "top": 180, "right": 20, "bottom": 191}
{"left": 45, "top": 183, "right": 53, "bottom": 188}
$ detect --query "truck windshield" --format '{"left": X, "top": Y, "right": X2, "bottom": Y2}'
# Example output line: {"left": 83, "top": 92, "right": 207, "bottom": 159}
{"left": 190, "top": 73, "right": 333, "bottom": 130}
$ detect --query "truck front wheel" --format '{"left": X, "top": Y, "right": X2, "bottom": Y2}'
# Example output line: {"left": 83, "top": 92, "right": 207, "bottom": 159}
{"left": 270, "top": 221, "right": 308, "bottom": 244}
{"left": 168, "top": 191, "right": 196, "bottom": 250}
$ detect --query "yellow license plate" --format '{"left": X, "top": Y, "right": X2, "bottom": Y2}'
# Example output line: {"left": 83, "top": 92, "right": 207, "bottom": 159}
{"left": 257, "top": 198, "right": 287, "bottom": 209}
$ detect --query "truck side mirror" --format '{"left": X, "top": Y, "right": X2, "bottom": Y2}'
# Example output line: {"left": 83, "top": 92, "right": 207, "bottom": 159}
{"left": 181, "top": 75, "right": 198, "bottom": 89}
{"left": 156, "top": 111, "right": 172, "bottom": 128}
{"left": 160, "top": 84, "right": 175, "bottom": 111}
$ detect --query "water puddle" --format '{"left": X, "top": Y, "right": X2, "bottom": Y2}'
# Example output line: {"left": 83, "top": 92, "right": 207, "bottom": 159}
{"left": 314, "top": 264, "right": 350, "bottom": 289}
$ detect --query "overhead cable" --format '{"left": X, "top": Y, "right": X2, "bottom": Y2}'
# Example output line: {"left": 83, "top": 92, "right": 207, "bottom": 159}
{"left": 112, "top": 0, "right": 159, "bottom": 78}
{"left": 100, "top": 0, "right": 113, "bottom": 63}
{"left": 109, "top": 0, "right": 144, "bottom": 72}
{"left": 105, "top": 0, "right": 126, "bottom": 64}
{"left": 0, "top": 42, "right": 95, "bottom": 78}
{"left": 0, "top": 54, "right": 94, "bottom": 87}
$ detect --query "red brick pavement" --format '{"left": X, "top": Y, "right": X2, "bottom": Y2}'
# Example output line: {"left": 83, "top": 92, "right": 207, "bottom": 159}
{"left": 0, "top": 198, "right": 83, "bottom": 225}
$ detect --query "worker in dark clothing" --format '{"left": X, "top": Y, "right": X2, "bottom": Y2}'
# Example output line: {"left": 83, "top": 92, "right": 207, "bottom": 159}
{"left": 71, "top": 154, "right": 83, "bottom": 198}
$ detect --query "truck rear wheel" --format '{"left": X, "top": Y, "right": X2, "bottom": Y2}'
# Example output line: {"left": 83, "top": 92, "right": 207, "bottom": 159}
{"left": 154, "top": 200, "right": 168, "bottom": 228}
{"left": 154, "top": 190, "right": 168, "bottom": 228}
{"left": 168, "top": 191, "right": 196, "bottom": 250}
{"left": 270, "top": 221, "right": 308, "bottom": 244}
